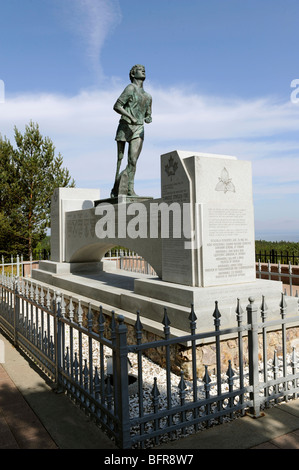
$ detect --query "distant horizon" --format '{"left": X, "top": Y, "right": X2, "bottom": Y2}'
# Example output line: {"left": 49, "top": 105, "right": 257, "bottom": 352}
{"left": 255, "top": 231, "right": 299, "bottom": 243}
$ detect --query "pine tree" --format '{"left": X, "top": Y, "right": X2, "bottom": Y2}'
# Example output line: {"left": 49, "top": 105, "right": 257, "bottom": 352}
{"left": 0, "top": 135, "right": 22, "bottom": 256}
{"left": 0, "top": 121, "right": 75, "bottom": 258}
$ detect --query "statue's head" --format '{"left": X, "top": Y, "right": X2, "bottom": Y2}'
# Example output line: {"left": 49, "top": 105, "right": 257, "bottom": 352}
{"left": 129, "top": 64, "right": 145, "bottom": 82}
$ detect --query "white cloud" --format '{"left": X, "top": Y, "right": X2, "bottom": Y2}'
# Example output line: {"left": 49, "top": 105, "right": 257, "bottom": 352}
{"left": 149, "top": 86, "right": 299, "bottom": 141}
{"left": 59, "top": 0, "right": 122, "bottom": 79}
{"left": 1, "top": 85, "right": 299, "bottom": 209}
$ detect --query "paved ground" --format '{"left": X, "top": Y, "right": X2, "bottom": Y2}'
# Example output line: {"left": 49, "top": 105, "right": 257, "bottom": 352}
{"left": 0, "top": 332, "right": 299, "bottom": 451}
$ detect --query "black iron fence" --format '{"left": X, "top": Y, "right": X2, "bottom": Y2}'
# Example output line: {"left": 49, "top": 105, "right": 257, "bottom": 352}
{"left": 256, "top": 250, "right": 299, "bottom": 265}
{"left": 1, "top": 274, "right": 299, "bottom": 449}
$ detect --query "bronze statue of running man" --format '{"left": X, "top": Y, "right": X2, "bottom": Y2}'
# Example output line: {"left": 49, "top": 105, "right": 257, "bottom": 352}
{"left": 110, "top": 65, "right": 152, "bottom": 197}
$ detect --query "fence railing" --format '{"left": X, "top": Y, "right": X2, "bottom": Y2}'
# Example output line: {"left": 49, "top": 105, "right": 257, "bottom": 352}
{"left": 1, "top": 255, "right": 39, "bottom": 278}
{"left": 103, "top": 250, "right": 157, "bottom": 276}
{"left": 1, "top": 274, "right": 299, "bottom": 448}
{"left": 256, "top": 250, "right": 299, "bottom": 265}
{"left": 256, "top": 260, "right": 299, "bottom": 297}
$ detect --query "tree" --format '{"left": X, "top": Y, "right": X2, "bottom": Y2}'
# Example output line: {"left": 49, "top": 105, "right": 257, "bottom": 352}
{"left": 0, "top": 121, "right": 75, "bottom": 258}
{"left": 0, "top": 135, "right": 22, "bottom": 256}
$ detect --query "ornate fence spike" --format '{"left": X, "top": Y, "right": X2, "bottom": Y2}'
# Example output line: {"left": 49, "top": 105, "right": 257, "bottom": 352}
{"left": 202, "top": 365, "right": 211, "bottom": 390}
{"left": 49, "top": 336, "right": 54, "bottom": 359}
{"left": 178, "top": 371, "right": 187, "bottom": 394}
{"left": 162, "top": 307, "right": 171, "bottom": 339}
{"left": 94, "top": 367, "right": 100, "bottom": 397}
{"left": 77, "top": 300, "right": 83, "bottom": 326}
{"left": 267, "top": 260, "right": 271, "bottom": 273}
{"left": 235, "top": 298, "right": 243, "bottom": 324}
{"left": 151, "top": 377, "right": 160, "bottom": 400}
{"left": 83, "top": 359, "right": 89, "bottom": 389}
{"left": 38, "top": 327, "right": 42, "bottom": 348}
{"left": 189, "top": 304, "right": 197, "bottom": 331}
{"left": 87, "top": 303, "right": 93, "bottom": 332}
{"left": 30, "top": 282, "right": 34, "bottom": 300}
{"left": 27, "top": 319, "right": 31, "bottom": 337}
{"left": 61, "top": 294, "right": 66, "bottom": 317}
{"left": 260, "top": 295, "right": 268, "bottom": 322}
{"left": 43, "top": 331, "right": 48, "bottom": 352}
{"left": 56, "top": 292, "right": 62, "bottom": 318}
{"left": 69, "top": 297, "right": 74, "bottom": 322}
{"left": 280, "top": 292, "right": 287, "bottom": 319}
{"left": 73, "top": 353, "right": 79, "bottom": 381}
{"left": 25, "top": 279, "right": 30, "bottom": 298}
{"left": 32, "top": 323, "right": 36, "bottom": 343}
{"left": 19, "top": 277, "right": 23, "bottom": 296}
{"left": 134, "top": 310, "right": 143, "bottom": 341}
{"left": 213, "top": 301, "right": 221, "bottom": 329}
{"left": 40, "top": 286, "right": 45, "bottom": 306}
{"left": 46, "top": 287, "right": 51, "bottom": 309}
{"left": 64, "top": 346, "right": 70, "bottom": 372}
{"left": 35, "top": 283, "right": 39, "bottom": 303}
{"left": 162, "top": 307, "right": 171, "bottom": 327}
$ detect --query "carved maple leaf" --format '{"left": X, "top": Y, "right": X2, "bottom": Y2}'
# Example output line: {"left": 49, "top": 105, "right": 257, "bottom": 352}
{"left": 165, "top": 156, "right": 178, "bottom": 179}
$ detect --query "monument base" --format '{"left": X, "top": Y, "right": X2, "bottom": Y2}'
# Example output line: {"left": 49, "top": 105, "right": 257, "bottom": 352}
{"left": 94, "top": 195, "right": 153, "bottom": 206}
{"left": 32, "top": 261, "right": 299, "bottom": 337}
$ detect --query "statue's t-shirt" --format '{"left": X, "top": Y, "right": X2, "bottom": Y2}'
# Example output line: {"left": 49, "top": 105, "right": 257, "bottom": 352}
{"left": 115, "top": 84, "right": 152, "bottom": 142}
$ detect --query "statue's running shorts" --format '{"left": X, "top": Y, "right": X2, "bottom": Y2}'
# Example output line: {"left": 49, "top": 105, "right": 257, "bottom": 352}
{"left": 115, "top": 120, "right": 144, "bottom": 142}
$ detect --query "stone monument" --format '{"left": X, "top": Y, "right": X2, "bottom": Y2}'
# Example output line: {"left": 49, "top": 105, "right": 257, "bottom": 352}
{"left": 33, "top": 149, "right": 298, "bottom": 336}
{"left": 32, "top": 67, "right": 298, "bottom": 337}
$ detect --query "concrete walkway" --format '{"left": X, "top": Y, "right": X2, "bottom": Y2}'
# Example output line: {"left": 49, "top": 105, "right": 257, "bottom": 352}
{"left": 0, "top": 332, "right": 299, "bottom": 450}
{"left": 0, "top": 333, "right": 117, "bottom": 450}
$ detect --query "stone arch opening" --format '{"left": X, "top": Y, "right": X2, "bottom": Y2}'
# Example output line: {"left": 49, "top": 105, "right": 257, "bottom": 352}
{"left": 68, "top": 240, "right": 162, "bottom": 278}
{"left": 103, "top": 246, "right": 157, "bottom": 277}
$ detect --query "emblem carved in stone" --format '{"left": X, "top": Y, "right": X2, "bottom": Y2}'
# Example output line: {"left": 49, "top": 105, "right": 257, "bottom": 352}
{"left": 165, "top": 155, "right": 178, "bottom": 180}
{"left": 215, "top": 167, "right": 235, "bottom": 194}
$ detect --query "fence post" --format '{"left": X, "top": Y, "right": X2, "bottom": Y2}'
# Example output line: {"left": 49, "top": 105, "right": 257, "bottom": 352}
{"left": 13, "top": 277, "right": 19, "bottom": 347}
{"left": 115, "top": 315, "right": 131, "bottom": 449}
{"left": 54, "top": 292, "right": 63, "bottom": 392}
{"left": 247, "top": 297, "right": 262, "bottom": 417}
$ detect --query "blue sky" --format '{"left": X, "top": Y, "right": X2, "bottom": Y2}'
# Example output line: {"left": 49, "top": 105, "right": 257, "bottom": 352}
{"left": 1, "top": 0, "right": 299, "bottom": 241}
